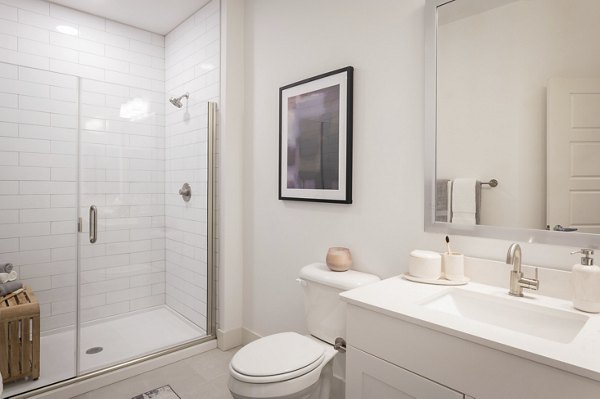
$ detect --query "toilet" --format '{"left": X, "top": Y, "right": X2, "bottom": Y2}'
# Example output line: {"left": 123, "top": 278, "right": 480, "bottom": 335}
{"left": 228, "top": 263, "right": 380, "bottom": 399}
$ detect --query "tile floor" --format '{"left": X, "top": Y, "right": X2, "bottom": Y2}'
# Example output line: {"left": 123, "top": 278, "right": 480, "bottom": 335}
{"left": 72, "top": 347, "right": 238, "bottom": 399}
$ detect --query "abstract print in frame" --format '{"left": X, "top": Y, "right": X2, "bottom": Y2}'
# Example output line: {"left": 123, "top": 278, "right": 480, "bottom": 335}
{"left": 279, "top": 66, "right": 353, "bottom": 204}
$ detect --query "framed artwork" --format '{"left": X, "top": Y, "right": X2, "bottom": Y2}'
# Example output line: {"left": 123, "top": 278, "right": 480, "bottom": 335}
{"left": 278, "top": 66, "right": 353, "bottom": 204}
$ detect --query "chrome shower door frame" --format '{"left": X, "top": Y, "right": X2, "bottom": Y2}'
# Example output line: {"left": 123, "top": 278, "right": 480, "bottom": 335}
{"left": 206, "top": 101, "right": 218, "bottom": 338}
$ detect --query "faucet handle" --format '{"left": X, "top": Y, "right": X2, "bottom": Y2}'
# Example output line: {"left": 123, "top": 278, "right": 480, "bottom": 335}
{"left": 571, "top": 249, "right": 594, "bottom": 266}
{"left": 520, "top": 267, "right": 540, "bottom": 292}
{"left": 570, "top": 248, "right": 594, "bottom": 256}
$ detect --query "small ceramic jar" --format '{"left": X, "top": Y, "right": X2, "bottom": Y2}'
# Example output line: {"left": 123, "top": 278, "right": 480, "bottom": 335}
{"left": 408, "top": 250, "right": 442, "bottom": 280}
{"left": 326, "top": 247, "right": 352, "bottom": 272}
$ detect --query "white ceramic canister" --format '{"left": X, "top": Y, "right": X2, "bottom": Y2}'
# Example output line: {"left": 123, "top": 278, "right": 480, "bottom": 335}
{"left": 408, "top": 250, "right": 442, "bottom": 280}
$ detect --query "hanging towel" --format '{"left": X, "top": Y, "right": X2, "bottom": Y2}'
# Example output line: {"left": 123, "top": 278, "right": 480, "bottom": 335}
{"left": 451, "top": 178, "right": 479, "bottom": 225}
{"left": 435, "top": 180, "right": 453, "bottom": 222}
{"left": 0, "top": 271, "right": 16, "bottom": 284}
{"left": 0, "top": 280, "right": 22, "bottom": 296}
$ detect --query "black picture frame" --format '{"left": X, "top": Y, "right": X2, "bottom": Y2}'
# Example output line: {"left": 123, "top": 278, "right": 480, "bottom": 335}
{"left": 278, "top": 66, "right": 353, "bottom": 204}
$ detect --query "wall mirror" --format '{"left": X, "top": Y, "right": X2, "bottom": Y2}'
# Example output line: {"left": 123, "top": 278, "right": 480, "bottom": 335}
{"left": 425, "top": 0, "right": 600, "bottom": 247}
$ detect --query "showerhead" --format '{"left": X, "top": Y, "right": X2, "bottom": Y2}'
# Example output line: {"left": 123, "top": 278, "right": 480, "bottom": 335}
{"left": 169, "top": 92, "right": 189, "bottom": 108}
{"left": 169, "top": 97, "right": 182, "bottom": 108}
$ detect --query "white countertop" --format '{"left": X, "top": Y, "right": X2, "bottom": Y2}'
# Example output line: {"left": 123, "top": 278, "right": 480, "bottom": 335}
{"left": 340, "top": 275, "right": 600, "bottom": 382}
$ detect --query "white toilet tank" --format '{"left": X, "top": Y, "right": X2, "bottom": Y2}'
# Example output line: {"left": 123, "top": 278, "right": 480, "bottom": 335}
{"left": 298, "top": 263, "right": 380, "bottom": 345}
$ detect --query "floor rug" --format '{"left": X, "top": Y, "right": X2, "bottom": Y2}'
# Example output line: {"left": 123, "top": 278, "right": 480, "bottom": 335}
{"left": 132, "top": 385, "right": 181, "bottom": 399}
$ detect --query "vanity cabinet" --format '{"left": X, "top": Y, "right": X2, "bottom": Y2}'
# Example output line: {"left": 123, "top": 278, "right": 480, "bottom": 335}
{"left": 346, "top": 345, "right": 464, "bottom": 399}
{"left": 345, "top": 303, "right": 600, "bottom": 399}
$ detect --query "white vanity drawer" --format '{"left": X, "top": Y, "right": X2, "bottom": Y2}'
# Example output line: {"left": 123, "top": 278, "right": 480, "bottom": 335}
{"left": 346, "top": 345, "right": 464, "bottom": 399}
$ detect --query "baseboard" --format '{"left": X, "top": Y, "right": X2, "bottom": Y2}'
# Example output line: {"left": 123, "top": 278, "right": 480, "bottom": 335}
{"left": 217, "top": 327, "right": 243, "bottom": 350}
{"left": 241, "top": 327, "right": 261, "bottom": 345}
{"left": 23, "top": 340, "right": 217, "bottom": 399}
{"left": 332, "top": 374, "right": 345, "bottom": 399}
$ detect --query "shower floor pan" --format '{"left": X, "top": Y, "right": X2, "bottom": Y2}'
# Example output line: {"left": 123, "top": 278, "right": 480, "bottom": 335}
{"left": 3, "top": 306, "right": 205, "bottom": 398}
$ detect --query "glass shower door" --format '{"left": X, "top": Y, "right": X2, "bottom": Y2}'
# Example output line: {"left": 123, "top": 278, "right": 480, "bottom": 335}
{"left": 77, "top": 78, "right": 169, "bottom": 373}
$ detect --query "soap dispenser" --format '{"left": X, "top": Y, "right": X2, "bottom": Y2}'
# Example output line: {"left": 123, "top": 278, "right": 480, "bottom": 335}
{"left": 571, "top": 249, "right": 600, "bottom": 313}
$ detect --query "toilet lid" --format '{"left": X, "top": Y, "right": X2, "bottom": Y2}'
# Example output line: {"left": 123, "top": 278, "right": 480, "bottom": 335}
{"left": 231, "top": 332, "right": 325, "bottom": 377}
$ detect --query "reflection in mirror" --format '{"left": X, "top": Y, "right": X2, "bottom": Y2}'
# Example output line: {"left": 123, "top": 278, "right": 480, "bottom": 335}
{"left": 435, "top": 0, "right": 600, "bottom": 234}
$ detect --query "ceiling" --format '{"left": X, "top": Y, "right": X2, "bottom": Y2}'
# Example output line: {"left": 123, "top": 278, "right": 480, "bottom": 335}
{"left": 48, "top": 0, "right": 211, "bottom": 35}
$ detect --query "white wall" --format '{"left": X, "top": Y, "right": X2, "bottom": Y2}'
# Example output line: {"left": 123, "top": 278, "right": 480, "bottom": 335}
{"left": 164, "top": 0, "right": 220, "bottom": 329}
{"left": 437, "top": 0, "right": 600, "bottom": 229}
{"left": 239, "top": 0, "right": 594, "bottom": 342}
{"left": 242, "top": 0, "right": 426, "bottom": 337}
{"left": 217, "top": 0, "right": 245, "bottom": 349}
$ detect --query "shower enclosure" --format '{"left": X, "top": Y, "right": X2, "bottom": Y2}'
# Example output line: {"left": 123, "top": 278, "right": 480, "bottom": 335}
{"left": 0, "top": 1, "right": 219, "bottom": 397}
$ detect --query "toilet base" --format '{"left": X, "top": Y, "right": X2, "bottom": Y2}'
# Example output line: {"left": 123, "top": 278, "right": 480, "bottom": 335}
{"left": 229, "top": 381, "right": 318, "bottom": 399}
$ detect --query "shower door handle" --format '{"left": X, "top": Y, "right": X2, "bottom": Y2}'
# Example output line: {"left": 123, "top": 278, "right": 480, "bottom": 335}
{"left": 89, "top": 205, "right": 98, "bottom": 243}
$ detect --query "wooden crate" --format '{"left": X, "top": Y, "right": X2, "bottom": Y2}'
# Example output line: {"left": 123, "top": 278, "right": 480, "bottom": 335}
{"left": 0, "top": 287, "right": 40, "bottom": 383}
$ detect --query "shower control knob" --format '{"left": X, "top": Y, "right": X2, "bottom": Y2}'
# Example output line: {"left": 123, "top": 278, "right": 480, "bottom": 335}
{"left": 179, "top": 183, "right": 192, "bottom": 202}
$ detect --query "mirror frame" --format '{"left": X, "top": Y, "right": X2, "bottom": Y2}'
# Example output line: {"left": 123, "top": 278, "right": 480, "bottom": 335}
{"left": 424, "top": 0, "right": 600, "bottom": 248}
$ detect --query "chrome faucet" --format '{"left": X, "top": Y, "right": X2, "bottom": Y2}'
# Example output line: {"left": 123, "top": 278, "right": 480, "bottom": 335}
{"left": 506, "top": 243, "right": 539, "bottom": 297}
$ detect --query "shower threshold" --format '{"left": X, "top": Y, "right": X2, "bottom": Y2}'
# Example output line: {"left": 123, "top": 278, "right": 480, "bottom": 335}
{"left": 2, "top": 306, "right": 205, "bottom": 398}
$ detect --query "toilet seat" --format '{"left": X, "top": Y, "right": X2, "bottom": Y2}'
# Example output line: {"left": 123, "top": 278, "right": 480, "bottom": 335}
{"left": 230, "top": 332, "right": 326, "bottom": 384}
{"left": 230, "top": 353, "right": 325, "bottom": 384}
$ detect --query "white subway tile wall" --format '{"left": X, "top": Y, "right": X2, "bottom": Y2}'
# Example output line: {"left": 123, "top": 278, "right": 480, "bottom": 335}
{"left": 164, "top": 0, "right": 219, "bottom": 329}
{"left": 0, "top": 0, "right": 166, "bottom": 331}
{"left": 0, "top": 0, "right": 218, "bottom": 335}
{"left": 0, "top": 61, "right": 79, "bottom": 331}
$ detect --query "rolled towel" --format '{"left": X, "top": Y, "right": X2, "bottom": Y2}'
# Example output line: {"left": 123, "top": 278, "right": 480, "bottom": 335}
{"left": 0, "top": 280, "right": 23, "bottom": 297}
{"left": 1, "top": 263, "right": 13, "bottom": 273}
{"left": 0, "top": 271, "right": 16, "bottom": 284}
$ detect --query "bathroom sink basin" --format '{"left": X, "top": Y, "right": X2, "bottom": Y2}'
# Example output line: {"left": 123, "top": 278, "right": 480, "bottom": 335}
{"left": 421, "top": 289, "right": 589, "bottom": 343}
